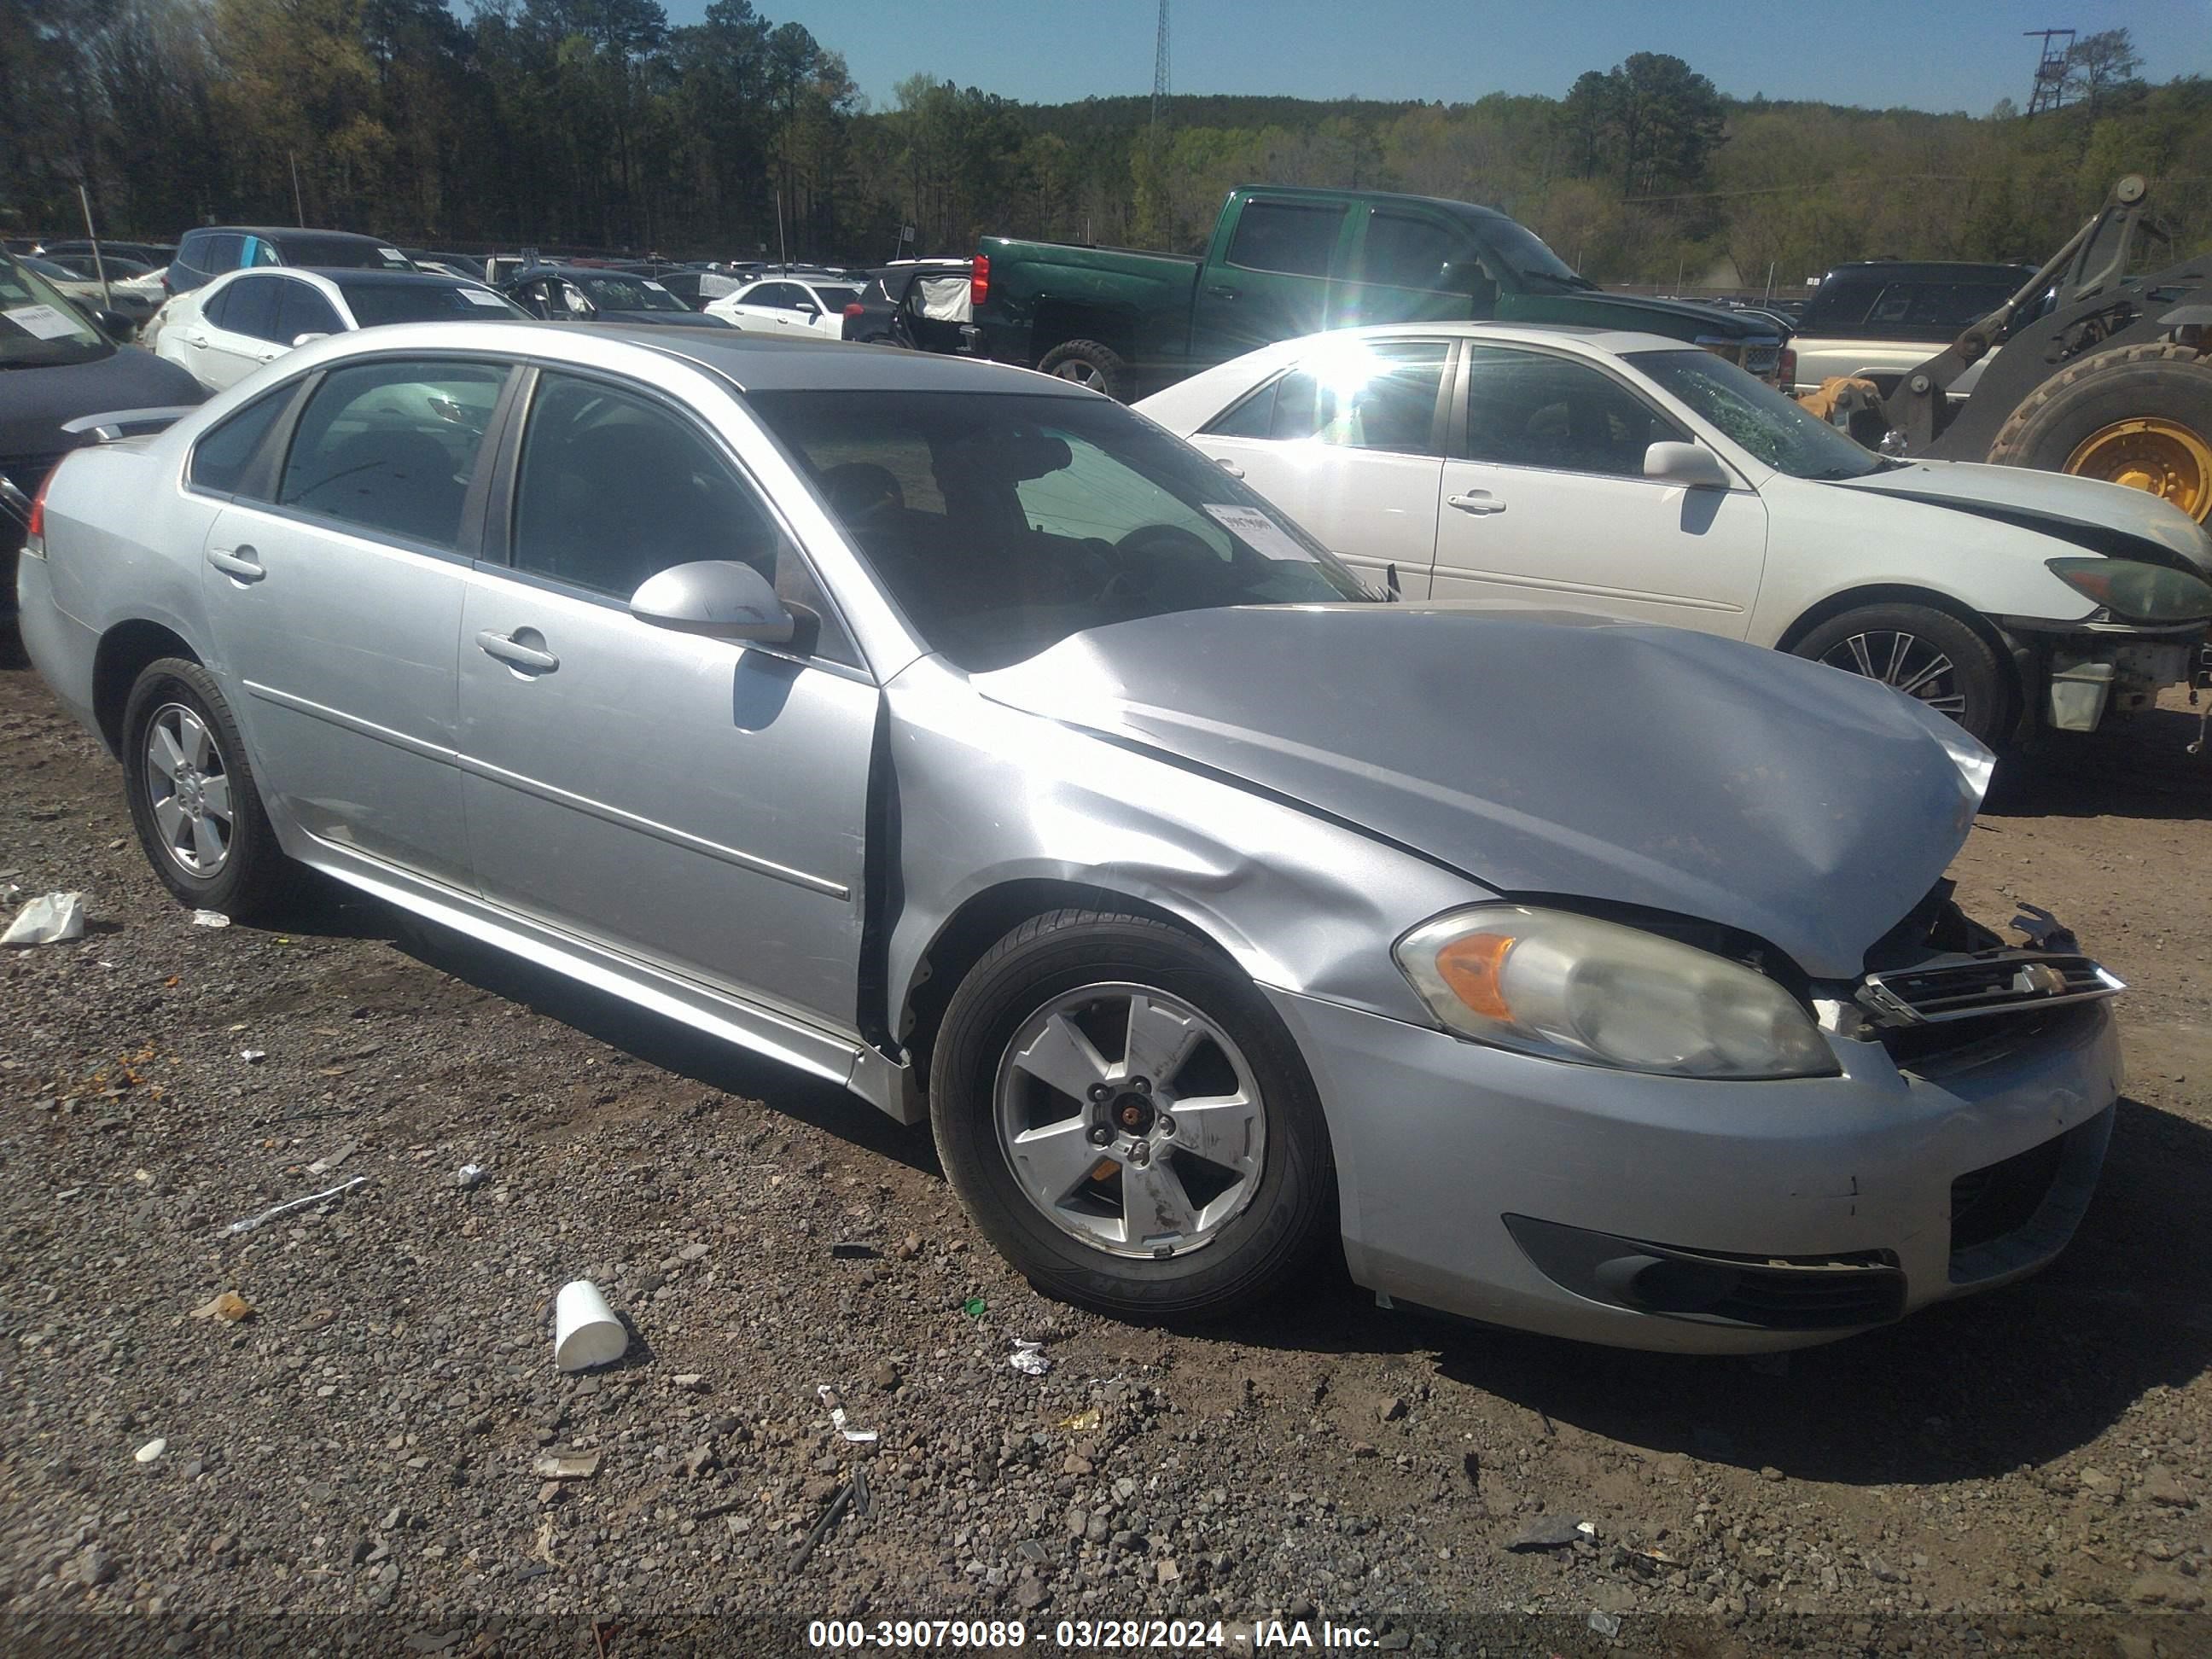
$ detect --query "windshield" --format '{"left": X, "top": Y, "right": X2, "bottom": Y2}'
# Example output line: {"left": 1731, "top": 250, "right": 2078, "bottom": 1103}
{"left": 1627, "top": 348, "right": 1888, "bottom": 481}
{"left": 336, "top": 279, "right": 527, "bottom": 326}
{"left": 276, "top": 235, "right": 411, "bottom": 271}
{"left": 748, "top": 389, "right": 1374, "bottom": 672}
{"left": 0, "top": 256, "right": 108, "bottom": 367}
{"left": 579, "top": 275, "right": 689, "bottom": 312}
{"left": 1478, "top": 219, "right": 1592, "bottom": 289}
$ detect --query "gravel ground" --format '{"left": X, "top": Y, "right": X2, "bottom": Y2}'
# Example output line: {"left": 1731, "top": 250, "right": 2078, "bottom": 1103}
{"left": 3, "top": 656, "right": 2210, "bottom": 1658}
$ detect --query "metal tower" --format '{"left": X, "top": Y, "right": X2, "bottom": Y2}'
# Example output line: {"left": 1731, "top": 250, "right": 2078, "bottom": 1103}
{"left": 1151, "top": 0, "right": 1170, "bottom": 131}
{"left": 2023, "top": 27, "right": 2075, "bottom": 118}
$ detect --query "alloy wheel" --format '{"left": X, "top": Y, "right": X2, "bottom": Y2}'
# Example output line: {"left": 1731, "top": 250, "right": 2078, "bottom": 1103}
{"left": 1819, "top": 630, "right": 1968, "bottom": 717}
{"left": 993, "top": 981, "right": 1267, "bottom": 1260}
{"left": 1051, "top": 360, "right": 1107, "bottom": 391}
{"left": 144, "top": 702, "right": 235, "bottom": 876}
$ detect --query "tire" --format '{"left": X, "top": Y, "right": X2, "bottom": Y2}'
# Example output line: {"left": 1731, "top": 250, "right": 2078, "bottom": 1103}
{"left": 121, "top": 657, "right": 303, "bottom": 922}
{"left": 1035, "top": 339, "right": 1132, "bottom": 401}
{"left": 929, "top": 908, "right": 1336, "bottom": 1322}
{"left": 1986, "top": 341, "right": 2212, "bottom": 524}
{"left": 1790, "top": 602, "right": 2011, "bottom": 746}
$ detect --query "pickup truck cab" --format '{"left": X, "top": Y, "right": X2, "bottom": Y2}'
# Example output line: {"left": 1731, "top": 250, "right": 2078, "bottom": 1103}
{"left": 966, "top": 185, "right": 1785, "bottom": 399}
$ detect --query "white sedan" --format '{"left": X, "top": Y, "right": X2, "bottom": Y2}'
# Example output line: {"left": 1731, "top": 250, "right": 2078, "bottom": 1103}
{"left": 704, "top": 275, "right": 863, "bottom": 339}
{"left": 151, "top": 266, "right": 527, "bottom": 391}
{"left": 1137, "top": 322, "right": 2212, "bottom": 745}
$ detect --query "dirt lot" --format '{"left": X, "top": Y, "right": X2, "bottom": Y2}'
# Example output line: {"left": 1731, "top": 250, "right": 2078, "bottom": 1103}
{"left": 3, "top": 655, "right": 2209, "bottom": 1658}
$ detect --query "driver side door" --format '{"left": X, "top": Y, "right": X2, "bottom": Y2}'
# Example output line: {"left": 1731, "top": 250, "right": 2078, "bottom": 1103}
{"left": 456, "top": 366, "right": 879, "bottom": 1033}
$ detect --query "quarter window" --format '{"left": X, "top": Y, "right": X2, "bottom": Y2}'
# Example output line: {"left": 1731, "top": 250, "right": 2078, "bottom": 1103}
{"left": 510, "top": 372, "right": 857, "bottom": 665}
{"left": 1460, "top": 346, "right": 1685, "bottom": 478}
{"left": 277, "top": 358, "right": 506, "bottom": 549}
{"left": 1225, "top": 201, "right": 1347, "bottom": 278}
{"left": 1205, "top": 341, "right": 1450, "bottom": 456}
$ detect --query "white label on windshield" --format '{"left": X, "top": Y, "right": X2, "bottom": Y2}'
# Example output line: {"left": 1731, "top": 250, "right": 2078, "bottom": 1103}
{"left": 643, "top": 280, "right": 670, "bottom": 293}
{"left": 379, "top": 247, "right": 406, "bottom": 261}
{"left": 4, "top": 303, "right": 79, "bottom": 340}
{"left": 459, "top": 288, "right": 509, "bottom": 306}
{"left": 1203, "top": 503, "right": 1312, "bottom": 562}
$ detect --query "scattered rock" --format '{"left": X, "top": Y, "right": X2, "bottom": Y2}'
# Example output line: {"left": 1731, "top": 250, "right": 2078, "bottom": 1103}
{"left": 2128, "top": 1570, "right": 2205, "bottom": 1610}
{"left": 532, "top": 1454, "right": 600, "bottom": 1481}
{"left": 1507, "top": 1515, "right": 1588, "bottom": 1551}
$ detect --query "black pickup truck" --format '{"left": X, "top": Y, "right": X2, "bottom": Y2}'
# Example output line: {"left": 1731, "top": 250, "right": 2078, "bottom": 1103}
{"left": 964, "top": 185, "right": 1786, "bottom": 399}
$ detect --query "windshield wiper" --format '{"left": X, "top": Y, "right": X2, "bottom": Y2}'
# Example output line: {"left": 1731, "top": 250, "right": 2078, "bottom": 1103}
{"left": 1518, "top": 270, "right": 1601, "bottom": 293}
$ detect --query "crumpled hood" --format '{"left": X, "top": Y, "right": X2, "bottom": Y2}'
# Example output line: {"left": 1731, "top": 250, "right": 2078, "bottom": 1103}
{"left": 975, "top": 606, "right": 1988, "bottom": 980}
{"left": 1830, "top": 459, "right": 2212, "bottom": 574}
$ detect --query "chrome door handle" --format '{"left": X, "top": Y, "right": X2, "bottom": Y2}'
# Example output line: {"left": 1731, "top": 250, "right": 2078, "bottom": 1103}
{"left": 1205, "top": 284, "right": 1240, "bottom": 300}
{"left": 1447, "top": 492, "right": 1506, "bottom": 515}
{"left": 474, "top": 629, "right": 559, "bottom": 673}
{"left": 207, "top": 545, "right": 265, "bottom": 581}
{"left": 1211, "top": 457, "right": 1244, "bottom": 479}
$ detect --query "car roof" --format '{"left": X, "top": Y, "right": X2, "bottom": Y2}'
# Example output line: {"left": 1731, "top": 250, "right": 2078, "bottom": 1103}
{"left": 276, "top": 319, "right": 1094, "bottom": 397}
{"left": 193, "top": 226, "right": 392, "bottom": 245}
{"left": 1256, "top": 319, "right": 1690, "bottom": 358}
{"left": 300, "top": 268, "right": 483, "bottom": 287}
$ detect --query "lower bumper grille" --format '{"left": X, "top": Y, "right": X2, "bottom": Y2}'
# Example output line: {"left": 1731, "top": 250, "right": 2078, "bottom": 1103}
{"left": 1860, "top": 952, "right": 2122, "bottom": 1027}
{"left": 1948, "top": 1107, "right": 2114, "bottom": 1284}
{"left": 1505, "top": 1215, "right": 1906, "bottom": 1331}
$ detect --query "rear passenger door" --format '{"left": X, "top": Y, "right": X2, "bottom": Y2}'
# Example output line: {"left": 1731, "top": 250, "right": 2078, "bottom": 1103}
{"left": 1189, "top": 197, "right": 1354, "bottom": 368}
{"left": 454, "top": 368, "right": 878, "bottom": 1031}
{"left": 199, "top": 355, "right": 515, "bottom": 888}
{"left": 1185, "top": 338, "right": 1452, "bottom": 595}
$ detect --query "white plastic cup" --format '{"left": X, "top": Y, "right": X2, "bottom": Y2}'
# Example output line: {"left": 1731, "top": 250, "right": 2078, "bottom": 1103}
{"left": 553, "top": 1280, "right": 627, "bottom": 1372}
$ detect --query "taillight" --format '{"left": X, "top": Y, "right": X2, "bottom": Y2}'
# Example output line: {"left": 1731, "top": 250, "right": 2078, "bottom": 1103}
{"left": 843, "top": 302, "right": 864, "bottom": 320}
{"left": 1778, "top": 346, "right": 1797, "bottom": 389}
{"left": 970, "top": 253, "right": 989, "bottom": 310}
{"left": 25, "top": 466, "right": 54, "bottom": 556}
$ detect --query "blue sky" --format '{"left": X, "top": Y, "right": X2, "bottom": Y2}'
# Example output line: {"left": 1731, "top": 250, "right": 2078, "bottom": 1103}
{"left": 662, "top": 0, "right": 2212, "bottom": 115}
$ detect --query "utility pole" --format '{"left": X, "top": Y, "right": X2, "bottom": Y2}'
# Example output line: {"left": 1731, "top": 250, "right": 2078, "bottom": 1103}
{"left": 2023, "top": 28, "right": 2075, "bottom": 118}
{"left": 1150, "top": 0, "right": 1170, "bottom": 137}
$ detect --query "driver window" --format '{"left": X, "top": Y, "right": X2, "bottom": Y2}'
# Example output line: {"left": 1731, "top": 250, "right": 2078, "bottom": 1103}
{"left": 1461, "top": 346, "right": 1685, "bottom": 478}
{"left": 509, "top": 372, "right": 858, "bottom": 665}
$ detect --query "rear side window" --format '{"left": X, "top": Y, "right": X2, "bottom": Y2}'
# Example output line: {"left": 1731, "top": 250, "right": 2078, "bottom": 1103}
{"left": 189, "top": 393, "right": 290, "bottom": 497}
{"left": 275, "top": 280, "right": 344, "bottom": 341}
{"left": 277, "top": 358, "right": 507, "bottom": 549}
{"left": 221, "top": 276, "right": 285, "bottom": 343}
{"left": 1225, "top": 201, "right": 1347, "bottom": 278}
{"left": 1204, "top": 340, "right": 1450, "bottom": 456}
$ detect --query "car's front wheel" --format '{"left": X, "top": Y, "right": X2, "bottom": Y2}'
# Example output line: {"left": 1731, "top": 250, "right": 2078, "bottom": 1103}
{"left": 122, "top": 657, "right": 302, "bottom": 921}
{"left": 930, "top": 908, "right": 1336, "bottom": 1321}
{"left": 1790, "top": 602, "right": 2010, "bottom": 746}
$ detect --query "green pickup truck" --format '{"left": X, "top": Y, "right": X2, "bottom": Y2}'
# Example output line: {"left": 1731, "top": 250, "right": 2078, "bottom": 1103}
{"left": 964, "top": 185, "right": 1785, "bottom": 399}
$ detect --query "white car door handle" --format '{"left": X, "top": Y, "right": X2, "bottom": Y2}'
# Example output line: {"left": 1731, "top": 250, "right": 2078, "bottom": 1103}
{"left": 475, "top": 629, "right": 559, "bottom": 674}
{"left": 176, "top": 330, "right": 207, "bottom": 348}
{"left": 1447, "top": 492, "right": 1506, "bottom": 515}
{"left": 1211, "top": 457, "right": 1244, "bottom": 479}
{"left": 207, "top": 545, "right": 265, "bottom": 582}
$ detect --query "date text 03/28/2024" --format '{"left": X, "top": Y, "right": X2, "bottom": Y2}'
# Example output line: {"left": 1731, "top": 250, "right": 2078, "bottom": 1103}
{"left": 805, "top": 1618, "right": 1385, "bottom": 1648}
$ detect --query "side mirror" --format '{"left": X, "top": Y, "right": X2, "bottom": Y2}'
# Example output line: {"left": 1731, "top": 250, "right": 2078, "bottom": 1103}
{"left": 291, "top": 331, "right": 330, "bottom": 347}
{"left": 630, "top": 560, "right": 795, "bottom": 644}
{"left": 1644, "top": 440, "right": 1733, "bottom": 490}
{"left": 95, "top": 308, "right": 136, "bottom": 343}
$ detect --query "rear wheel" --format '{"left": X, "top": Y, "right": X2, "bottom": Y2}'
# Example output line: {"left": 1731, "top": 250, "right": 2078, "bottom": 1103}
{"left": 1036, "top": 339, "right": 1132, "bottom": 401}
{"left": 1987, "top": 341, "right": 2212, "bottom": 523}
{"left": 930, "top": 909, "right": 1335, "bottom": 1322}
{"left": 1790, "top": 602, "right": 2009, "bottom": 746}
{"left": 121, "top": 658, "right": 302, "bottom": 922}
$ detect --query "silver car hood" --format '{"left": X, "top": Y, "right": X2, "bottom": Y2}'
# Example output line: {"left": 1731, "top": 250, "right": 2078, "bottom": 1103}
{"left": 974, "top": 606, "right": 1987, "bottom": 980}
{"left": 1828, "top": 459, "right": 2212, "bottom": 574}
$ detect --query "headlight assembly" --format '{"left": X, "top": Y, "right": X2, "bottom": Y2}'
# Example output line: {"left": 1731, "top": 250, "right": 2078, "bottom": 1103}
{"left": 1394, "top": 905, "right": 1840, "bottom": 1080}
{"left": 2047, "top": 557, "right": 2212, "bottom": 624}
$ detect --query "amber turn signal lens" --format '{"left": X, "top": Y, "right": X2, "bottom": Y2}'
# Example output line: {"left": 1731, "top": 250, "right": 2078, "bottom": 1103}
{"left": 1434, "top": 931, "right": 1516, "bottom": 1020}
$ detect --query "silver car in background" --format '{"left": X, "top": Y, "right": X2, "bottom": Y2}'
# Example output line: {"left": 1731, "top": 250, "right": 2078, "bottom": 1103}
{"left": 16, "top": 323, "right": 2124, "bottom": 1351}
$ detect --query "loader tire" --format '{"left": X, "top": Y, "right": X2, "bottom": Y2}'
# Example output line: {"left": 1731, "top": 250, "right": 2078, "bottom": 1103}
{"left": 1986, "top": 341, "right": 2212, "bottom": 523}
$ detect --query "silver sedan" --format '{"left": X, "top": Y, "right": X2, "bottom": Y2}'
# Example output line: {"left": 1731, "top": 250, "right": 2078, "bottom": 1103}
{"left": 15, "top": 322, "right": 2124, "bottom": 1350}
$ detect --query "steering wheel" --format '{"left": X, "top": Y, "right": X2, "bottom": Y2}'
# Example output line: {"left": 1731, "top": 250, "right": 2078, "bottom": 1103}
{"left": 1095, "top": 521, "right": 1221, "bottom": 602}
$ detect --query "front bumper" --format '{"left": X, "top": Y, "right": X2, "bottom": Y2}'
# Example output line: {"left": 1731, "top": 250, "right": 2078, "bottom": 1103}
{"left": 1999, "top": 617, "right": 2211, "bottom": 732}
{"left": 1270, "top": 986, "right": 2122, "bottom": 1353}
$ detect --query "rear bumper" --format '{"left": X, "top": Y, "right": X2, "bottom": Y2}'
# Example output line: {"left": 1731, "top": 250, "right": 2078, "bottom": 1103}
{"left": 14, "top": 554, "right": 102, "bottom": 741}
{"left": 1268, "top": 986, "right": 2122, "bottom": 1353}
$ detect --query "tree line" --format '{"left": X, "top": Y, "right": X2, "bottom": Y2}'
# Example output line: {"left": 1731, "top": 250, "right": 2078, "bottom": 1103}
{"left": 3, "top": 5, "right": 2206, "bottom": 292}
